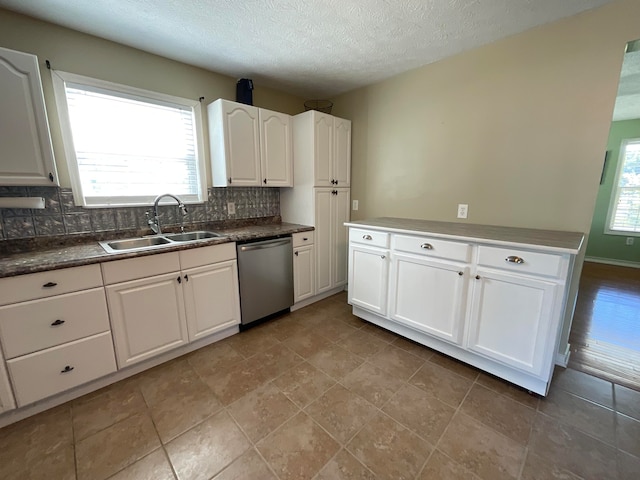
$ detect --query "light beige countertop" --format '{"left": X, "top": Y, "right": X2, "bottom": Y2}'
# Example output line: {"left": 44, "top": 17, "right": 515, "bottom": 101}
{"left": 345, "top": 217, "right": 584, "bottom": 254}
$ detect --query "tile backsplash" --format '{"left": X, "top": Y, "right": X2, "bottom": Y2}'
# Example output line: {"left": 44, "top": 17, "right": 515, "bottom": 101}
{"left": 0, "top": 186, "right": 280, "bottom": 241}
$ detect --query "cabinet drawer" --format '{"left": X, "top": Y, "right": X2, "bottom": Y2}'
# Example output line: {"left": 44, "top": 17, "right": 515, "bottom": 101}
{"left": 101, "top": 252, "right": 180, "bottom": 284}
{"left": 349, "top": 228, "right": 389, "bottom": 248}
{"left": 0, "top": 264, "right": 103, "bottom": 306}
{"left": 393, "top": 235, "right": 472, "bottom": 263}
{"left": 179, "top": 243, "right": 236, "bottom": 270}
{"left": 292, "top": 231, "right": 314, "bottom": 247}
{"left": 477, "top": 246, "right": 565, "bottom": 278}
{"left": 7, "top": 331, "right": 117, "bottom": 407}
{"left": 0, "top": 288, "right": 110, "bottom": 359}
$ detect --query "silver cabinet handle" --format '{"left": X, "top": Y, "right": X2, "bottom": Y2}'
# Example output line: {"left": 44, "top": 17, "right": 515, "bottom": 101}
{"left": 505, "top": 256, "right": 525, "bottom": 264}
{"left": 420, "top": 243, "right": 433, "bottom": 250}
{"left": 381, "top": 255, "right": 386, "bottom": 259}
{"left": 362, "top": 234, "right": 373, "bottom": 240}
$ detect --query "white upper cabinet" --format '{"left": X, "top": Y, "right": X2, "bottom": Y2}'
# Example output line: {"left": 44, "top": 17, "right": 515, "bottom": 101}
{"left": 260, "top": 108, "right": 292, "bottom": 186}
{"left": 208, "top": 99, "right": 292, "bottom": 187}
{"left": 295, "top": 110, "right": 351, "bottom": 187}
{"left": 0, "top": 47, "right": 58, "bottom": 186}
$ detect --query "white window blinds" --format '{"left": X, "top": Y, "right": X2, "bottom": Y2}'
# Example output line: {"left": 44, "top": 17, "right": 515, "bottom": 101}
{"left": 52, "top": 71, "right": 205, "bottom": 207}
{"left": 608, "top": 139, "right": 640, "bottom": 233}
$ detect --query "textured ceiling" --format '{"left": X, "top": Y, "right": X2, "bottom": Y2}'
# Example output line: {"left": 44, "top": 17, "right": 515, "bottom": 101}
{"left": 0, "top": 0, "right": 615, "bottom": 98}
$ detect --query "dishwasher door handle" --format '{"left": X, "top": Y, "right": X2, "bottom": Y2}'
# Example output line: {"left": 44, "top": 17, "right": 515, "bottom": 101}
{"left": 238, "top": 239, "right": 291, "bottom": 252}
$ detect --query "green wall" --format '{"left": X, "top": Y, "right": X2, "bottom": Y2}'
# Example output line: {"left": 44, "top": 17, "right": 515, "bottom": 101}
{"left": 586, "top": 119, "right": 640, "bottom": 264}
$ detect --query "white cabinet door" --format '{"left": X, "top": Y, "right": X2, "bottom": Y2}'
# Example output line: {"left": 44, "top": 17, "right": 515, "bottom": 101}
{"left": 332, "top": 188, "right": 350, "bottom": 288}
{"left": 467, "top": 268, "right": 558, "bottom": 375}
{"left": 260, "top": 109, "right": 292, "bottom": 186}
{"left": 106, "top": 272, "right": 188, "bottom": 368}
{"left": 0, "top": 348, "right": 15, "bottom": 413}
{"left": 293, "top": 244, "right": 315, "bottom": 303}
{"left": 313, "top": 113, "right": 334, "bottom": 187}
{"left": 333, "top": 117, "right": 351, "bottom": 187}
{"left": 182, "top": 260, "right": 241, "bottom": 341}
{"left": 348, "top": 245, "right": 389, "bottom": 315}
{"left": 314, "top": 188, "right": 333, "bottom": 294}
{"left": 389, "top": 253, "right": 468, "bottom": 345}
{"left": 0, "top": 47, "right": 57, "bottom": 186}
{"left": 209, "top": 99, "right": 260, "bottom": 186}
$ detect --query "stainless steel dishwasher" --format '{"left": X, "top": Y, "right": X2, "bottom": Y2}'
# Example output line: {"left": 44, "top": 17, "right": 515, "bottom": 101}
{"left": 236, "top": 236, "right": 294, "bottom": 327}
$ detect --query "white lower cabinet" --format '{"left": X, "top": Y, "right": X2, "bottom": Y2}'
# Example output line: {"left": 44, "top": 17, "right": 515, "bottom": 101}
{"left": 293, "top": 232, "right": 315, "bottom": 304}
{"left": 7, "top": 332, "right": 116, "bottom": 407}
{"left": 183, "top": 260, "right": 240, "bottom": 341}
{"left": 389, "top": 253, "right": 469, "bottom": 345}
{"left": 348, "top": 245, "right": 389, "bottom": 316}
{"left": 467, "top": 268, "right": 558, "bottom": 376}
{"left": 106, "top": 271, "right": 189, "bottom": 368}
{"left": 0, "top": 348, "right": 15, "bottom": 413}
{"left": 104, "top": 244, "right": 241, "bottom": 368}
{"left": 346, "top": 223, "right": 579, "bottom": 395}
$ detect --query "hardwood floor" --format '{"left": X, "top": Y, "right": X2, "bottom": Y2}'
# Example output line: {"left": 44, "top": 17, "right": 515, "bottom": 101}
{"left": 568, "top": 261, "right": 640, "bottom": 391}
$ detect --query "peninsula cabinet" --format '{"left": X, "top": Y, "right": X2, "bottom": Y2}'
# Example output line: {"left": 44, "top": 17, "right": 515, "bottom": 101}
{"left": 0, "top": 47, "right": 58, "bottom": 186}
{"left": 346, "top": 218, "right": 584, "bottom": 396}
{"left": 208, "top": 99, "right": 292, "bottom": 187}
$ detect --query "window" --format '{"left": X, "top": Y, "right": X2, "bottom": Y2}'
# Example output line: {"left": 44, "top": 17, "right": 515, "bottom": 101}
{"left": 606, "top": 138, "right": 640, "bottom": 235}
{"left": 52, "top": 71, "right": 206, "bottom": 207}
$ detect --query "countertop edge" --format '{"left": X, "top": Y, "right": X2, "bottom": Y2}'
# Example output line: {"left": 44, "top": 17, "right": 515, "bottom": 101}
{"left": 345, "top": 218, "right": 584, "bottom": 254}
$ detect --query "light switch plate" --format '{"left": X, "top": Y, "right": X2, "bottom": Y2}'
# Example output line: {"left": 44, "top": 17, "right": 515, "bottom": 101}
{"left": 352, "top": 200, "right": 359, "bottom": 211}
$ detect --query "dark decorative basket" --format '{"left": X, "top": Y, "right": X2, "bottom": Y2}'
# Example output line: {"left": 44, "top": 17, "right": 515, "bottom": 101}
{"left": 304, "top": 100, "right": 333, "bottom": 114}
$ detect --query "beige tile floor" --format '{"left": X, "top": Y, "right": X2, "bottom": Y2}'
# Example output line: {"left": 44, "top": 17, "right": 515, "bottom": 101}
{"left": 1, "top": 292, "right": 639, "bottom": 480}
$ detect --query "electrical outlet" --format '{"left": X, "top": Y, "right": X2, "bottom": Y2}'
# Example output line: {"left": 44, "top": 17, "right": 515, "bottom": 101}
{"left": 352, "top": 200, "right": 359, "bottom": 211}
{"left": 457, "top": 204, "right": 468, "bottom": 219}
{"left": 227, "top": 202, "right": 235, "bottom": 215}
{"left": 626, "top": 237, "right": 634, "bottom": 246}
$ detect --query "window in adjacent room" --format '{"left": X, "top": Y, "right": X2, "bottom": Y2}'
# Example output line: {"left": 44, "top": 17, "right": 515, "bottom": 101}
{"left": 606, "top": 138, "right": 640, "bottom": 235}
{"left": 52, "top": 70, "right": 206, "bottom": 207}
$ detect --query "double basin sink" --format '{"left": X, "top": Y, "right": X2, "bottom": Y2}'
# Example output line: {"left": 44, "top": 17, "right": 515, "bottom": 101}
{"left": 99, "top": 231, "right": 222, "bottom": 254}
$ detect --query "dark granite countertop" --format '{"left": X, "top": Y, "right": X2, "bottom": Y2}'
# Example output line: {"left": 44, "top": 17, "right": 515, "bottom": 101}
{"left": 0, "top": 219, "right": 314, "bottom": 278}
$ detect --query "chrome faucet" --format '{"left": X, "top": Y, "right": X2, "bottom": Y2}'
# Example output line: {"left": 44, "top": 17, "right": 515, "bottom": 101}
{"left": 147, "top": 193, "right": 187, "bottom": 234}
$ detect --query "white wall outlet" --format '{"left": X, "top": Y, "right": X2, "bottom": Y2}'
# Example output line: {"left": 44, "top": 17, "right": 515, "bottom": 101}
{"left": 227, "top": 202, "right": 236, "bottom": 215}
{"left": 457, "top": 204, "right": 468, "bottom": 219}
{"left": 352, "top": 199, "right": 359, "bottom": 211}
{"left": 626, "top": 237, "right": 634, "bottom": 246}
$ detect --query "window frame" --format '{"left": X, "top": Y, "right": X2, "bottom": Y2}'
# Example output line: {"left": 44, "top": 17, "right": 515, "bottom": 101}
{"left": 604, "top": 137, "right": 640, "bottom": 237}
{"left": 51, "top": 70, "right": 207, "bottom": 208}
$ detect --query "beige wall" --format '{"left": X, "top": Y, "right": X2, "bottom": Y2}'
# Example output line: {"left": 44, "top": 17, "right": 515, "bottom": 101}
{"left": 0, "top": 8, "right": 304, "bottom": 187}
{"left": 333, "top": 0, "right": 640, "bottom": 236}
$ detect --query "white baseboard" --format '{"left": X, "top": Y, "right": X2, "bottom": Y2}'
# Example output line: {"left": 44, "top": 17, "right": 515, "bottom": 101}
{"left": 291, "top": 286, "right": 346, "bottom": 311}
{"left": 584, "top": 257, "right": 640, "bottom": 269}
{"left": 556, "top": 343, "right": 571, "bottom": 367}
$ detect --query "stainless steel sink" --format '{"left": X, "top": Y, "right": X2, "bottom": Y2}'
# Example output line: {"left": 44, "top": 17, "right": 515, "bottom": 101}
{"left": 164, "top": 231, "right": 221, "bottom": 242}
{"left": 99, "top": 231, "right": 222, "bottom": 253}
{"left": 100, "top": 236, "right": 172, "bottom": 253}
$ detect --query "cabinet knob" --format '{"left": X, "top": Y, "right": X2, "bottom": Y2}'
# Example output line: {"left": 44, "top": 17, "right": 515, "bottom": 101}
{"left": 184, "top": 274, "right": 189, "bottom": 282}
{"left": 43, "top": 282, "right": 58, "bottom": 288}
{"left": 420, "top": 243, "right": 433, "bottom": 250}
{"left": 51, "top": 319, "right": 65, "bottom": 327}
{"left": 505, "top": 256, "right": 525, "bottom": 264}
{"left": 177, "top": 276, "right": 182, "bottom": 284}
{"left": 475, "top": 275, "right": 481, "bottom": 280}
{"left": 362, "top": 234, "right": 373, "bottom": 240}
{"left": 60, "top": 365, "right": 74, "bottom": 374}
{"left": 228, "top": 177, "right": 232, "bottom": 184}
{"left": 263, "top": 178, "right": 267, "bottom": 184}
{"left": 458, "top": 271, "right": 463, "bottom": 276}
{"left": 381, "top": 255, "right": 386, "bottom": 259}
{"left": 303, "top": 237, "right": 308, "bottom": 241}
{"left": 49, "top": 172, "right": 54, "bottom": 182}
{"left": 294, "top": 251, "right": 299, "bottom": 256}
